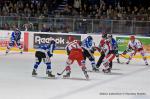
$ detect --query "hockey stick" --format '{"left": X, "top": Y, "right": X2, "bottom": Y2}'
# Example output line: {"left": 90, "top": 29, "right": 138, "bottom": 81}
{"left": 57, "top": 69, "right": 66, "bottom": 76}
{"left": 94, "top": 47, "right": 101, "bottom": 52}
{"left": 119, "top": 54, "right": 129, "bottom": 59}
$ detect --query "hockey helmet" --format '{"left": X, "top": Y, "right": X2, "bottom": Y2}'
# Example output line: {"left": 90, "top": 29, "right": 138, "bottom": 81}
{"left": 102, "top": 32, "right": 107, "bottom": 39}
{"left": 130, "top": 35, "right": 135, "bottom": 40}
{"left": 50, "top": 40, "right": 56, "bottom": 45}
{"left": 87, "top": 36, "right": 93, "bottom": 40}
{"left": 107, "top": 34, "right": 112, "bottom": 38}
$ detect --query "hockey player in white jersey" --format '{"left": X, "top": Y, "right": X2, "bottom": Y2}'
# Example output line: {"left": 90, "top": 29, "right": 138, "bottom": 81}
{"left": 123, "top": 35, "right": 148, "bottom": 65}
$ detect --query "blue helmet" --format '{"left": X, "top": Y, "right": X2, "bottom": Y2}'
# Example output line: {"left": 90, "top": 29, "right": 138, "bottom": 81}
{"left": 50, "top": 40, "right": 56, "bottom": 45}
{"left": 87, "top": 36, "right": 93, "bottom": 40}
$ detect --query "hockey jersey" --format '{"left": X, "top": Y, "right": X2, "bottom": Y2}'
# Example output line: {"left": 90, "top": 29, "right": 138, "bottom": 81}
{"left": 100, "top": 39, "right": 113, "bottom": 55}
{"left": 111, "top": 38, "right": 118, "bottom": 50}
{"left": 11, "top": 30, "right": 21, "bottom": 41}
{"left": 37, "top": 42, "right": 56, "bottom": 56}
{"left": 127, "top": 39, "right": 143, "bottom": 50}
{"left": 105, "top": 40, "right": 112, "bottom": 54}
{"left": 82, "top": 37, "right": 94, "bottom": 50}
{"left": 66, "top": 40, "right": 82, "bottom": 55}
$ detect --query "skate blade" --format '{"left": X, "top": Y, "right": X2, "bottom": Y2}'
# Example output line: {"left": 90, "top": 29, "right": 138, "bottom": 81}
{"left": 87, "top": 70, "right": 93, "bottom": 72}
{"left": 85, "top": 76, "right": 89, "bottom": 80}
{"left": 103, "top": 71, "right": 111, "bottom": 74}
{"left": 47, "top": 76, "right": 56, "bottom": 79}
{"left": 32, "top": 75, "right": 37, "bottom": 77}
{"left": 63, "top": 77, "right": 89, "bottom": 81}
{"left": 118, "top": 62, "right": 124, "bottom": 64}
{"left": 63, "top": 77, "right": 70, "bottom": 79}
{"left": 87, "top": 69, "right": 100, "bottom": 73}
{"left": 20, "top": 52, "right": 23, "bottom": 54}
{"left": 84, "top": 73, "right": 89, "bottom": 80}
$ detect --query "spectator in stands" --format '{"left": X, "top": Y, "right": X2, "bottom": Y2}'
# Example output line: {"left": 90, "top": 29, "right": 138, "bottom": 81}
{"left": 62, "top": 4, "right": 71, "bottom": 16}
{"left": 148, "top": 7, "right": 150, "bottom": 15}
{"left": 41, "top": 24, "right": 50, "bottom": 32}
{"left": 42, "top": 3, "right": 48, "bottom": 17}
{"left": 0, "top": 0, "right": 150, "bottom": 33}
{"left": 2, "top": 23, "right": 10, "bottom": 30}
{"left": 2, "top": 3, "right": 9, "bottom": 16}
{"left": 73, "top": 0, "right": 81, "bottom": 13}
{"left": 0, "top": 0, "right": 149, "bottom": 20}
{"left": 23, "top": 22, "right": 33, "bottom": 31}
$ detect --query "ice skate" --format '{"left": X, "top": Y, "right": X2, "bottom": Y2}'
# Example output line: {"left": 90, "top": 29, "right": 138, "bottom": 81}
{"left": 92, "top": 67, "right": 99, "bottom": 72}
{"left": 117, "top": 58, "right": 120, "bottom": 63}
{"left": 63, "top": 71, "right": 71, "bottom": 78}
{"left": 5, "top": 50, "right": 9, "bottom": 55}
{"left": 5, "top": 51, "right": 8, "bottom": 55}
{"left": 32, "top": 69, "right": 37, "bottom": 76}
{"left": 83, "top": 70, "right": 89, "bottom": 80}
{"left": 47, "top": 71, "right": 55, "bottom": 78}
{"left": 102, "top": 68, "right": 111, "bottom": 73}
{"left": 82, "top": 68, "right": 89, "bottom": 80}
{"left": 20, "top": 51, "right": 23, "bottom": 54}
{"left": 126, "top": 61, "right": 130, "bottom": 64}
{"left": 145, "top": 62, "right": 148, "bottom": 66}
{"left": 20, "top": 49, "right": 23, "bottom": 54}
{"left": 5, "top": 48, "right": 10, "bottom": 55}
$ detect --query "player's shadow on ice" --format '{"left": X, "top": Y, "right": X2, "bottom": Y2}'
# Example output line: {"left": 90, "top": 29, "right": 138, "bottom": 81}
{"left": 35, "top": 76, "right": 90, "bottom": 81}
{"left": 5, "top": 52, "right": 22, "bottom": 55}
{"left": 64, "top": 77, "right": 89, "bottom": 81}
{"left": 105, "top": 72, "right": 123, "bottom": 75}
{"left": 35, "top": 76, "right": 88, "bottom": 81}
{"left": 34, "top": 76, "right": 57, "bottom": 80}
{"left": 126, "top": 63, "right": 149, "bottom": 67}
{"left": 111, "top": 68, "right": 121, "bottom": 70}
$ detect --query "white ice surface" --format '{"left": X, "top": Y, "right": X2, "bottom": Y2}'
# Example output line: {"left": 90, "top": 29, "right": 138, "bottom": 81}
{"left": 0, "top": 52, "right": 150, "bottom": 99}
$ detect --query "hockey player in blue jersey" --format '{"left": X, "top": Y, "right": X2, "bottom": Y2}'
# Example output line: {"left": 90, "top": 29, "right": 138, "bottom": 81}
{"left": 32, "top": 40, "right": 56, "bottom": 78}
{"left": 6, "top": 28, "right": 23, "bottom": 54}
{"left": 82, "top": 36, "right": 98, "bottom": 71}
{"left": 107, "top": 34, "right": 120, "bottom": 64}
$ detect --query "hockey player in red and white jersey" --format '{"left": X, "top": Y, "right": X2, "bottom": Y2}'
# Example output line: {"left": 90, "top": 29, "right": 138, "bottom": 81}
{"left": 123, "top": 35, "right": 148, "bottom": 65}
{"left": 63, "top": 36, "right": 89, "bottom": 79}
{"left": 101, "top": 37, "right": 116, "bottom": 73}
{"left": 96, "top": 33, "right": 108, "bottom": 70}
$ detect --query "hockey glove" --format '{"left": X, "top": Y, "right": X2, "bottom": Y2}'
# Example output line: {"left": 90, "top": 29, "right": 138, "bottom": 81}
{"left": 47, "top": 51, "right": 53, "bottom": 57}
{"left": 122, "top": 49, "right": 128, "bottom": 55}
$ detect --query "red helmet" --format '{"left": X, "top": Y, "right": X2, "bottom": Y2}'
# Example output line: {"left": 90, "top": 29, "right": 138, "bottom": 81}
{"left": 68, "top": 35, "right": 75, "bottom": 42}
{"left": 130, "top": 35, "right": 135, "bottom": 40}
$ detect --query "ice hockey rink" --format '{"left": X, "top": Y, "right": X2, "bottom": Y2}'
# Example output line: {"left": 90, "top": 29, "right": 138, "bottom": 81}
{"left": 0, "top": 52, "right": 150, "bottom": 99}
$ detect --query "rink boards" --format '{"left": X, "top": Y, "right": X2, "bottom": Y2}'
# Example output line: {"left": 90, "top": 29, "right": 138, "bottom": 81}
{"left": 0, "top": 30, "right": 150, "bottom": 59}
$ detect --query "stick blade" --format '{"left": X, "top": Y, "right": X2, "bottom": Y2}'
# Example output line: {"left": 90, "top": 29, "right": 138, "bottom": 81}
{"left": 57, "top": 73, "right": 62, "bottom": 75}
